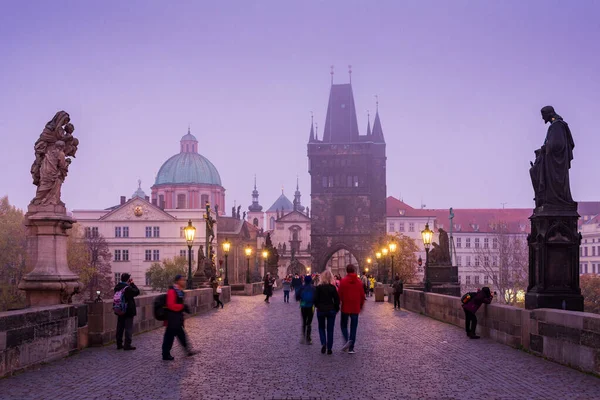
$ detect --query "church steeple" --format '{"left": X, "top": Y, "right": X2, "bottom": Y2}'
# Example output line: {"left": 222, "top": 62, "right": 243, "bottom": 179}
{"left": 309, "top": 113, "right": 315, "bottom": 142}
{"left": 248, "top": 175, "right": 263, "bottom": 212}
{"left": 366, "top": 111, "right": 372, "bottom": 136}
{"left": 372, "top": 111, "right": 385, "bottom": 143}
{"left": 293, "top": 176, "right": 305, "bottom": 212}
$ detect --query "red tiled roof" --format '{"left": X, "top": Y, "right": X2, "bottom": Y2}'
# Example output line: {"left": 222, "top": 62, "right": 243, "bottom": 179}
{"left": 386, "top": 197, "right": 437, "bottom": 218}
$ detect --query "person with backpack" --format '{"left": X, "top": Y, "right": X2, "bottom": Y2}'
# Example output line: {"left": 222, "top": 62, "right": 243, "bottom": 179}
{"left": 298, "top": 275, "right": 315, "bottom": 344}
{"left": 210, "top": 276, "right": 224, "bottom": 309}
{"left": 162, "top": 274, "right": 196, "bottom": 360}
{"left": 113, "top": 273, "right": 140, "bottom": 351}
{"left": 338, "top": 264, "right": 365, "bottom": 354}
{"left": 281, "top": 275, "right": 292, "bottom": 303}
{"left": 461, "top": 287, "right": 494, "bottom": 339}
{"left": 314, "top": 270, "right": 340, "bottom": 355}
{"left": 392, "top": 274, "right": 404, "bottom": 310}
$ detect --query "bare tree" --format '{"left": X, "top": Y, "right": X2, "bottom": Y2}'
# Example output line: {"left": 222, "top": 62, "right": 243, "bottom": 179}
{"left": 473, "top": 222, "right": 528, "bottom": 305}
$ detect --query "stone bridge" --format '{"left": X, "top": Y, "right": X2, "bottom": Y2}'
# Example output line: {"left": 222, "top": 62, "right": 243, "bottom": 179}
{"left": 0, "top": 290, "right": 599, "bottom": 400}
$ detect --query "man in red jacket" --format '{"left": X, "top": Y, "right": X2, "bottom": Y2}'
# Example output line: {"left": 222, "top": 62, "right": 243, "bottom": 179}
{"left": 338, "top": 264, "right": 365, "bottom": 354}
{"left": 161, "top": 275, "right": 196, "bottom": 360}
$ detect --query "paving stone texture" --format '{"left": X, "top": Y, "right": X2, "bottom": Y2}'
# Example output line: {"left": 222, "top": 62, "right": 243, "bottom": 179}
{"left": 1, "top": 293, "right": 599, "bottom": 400}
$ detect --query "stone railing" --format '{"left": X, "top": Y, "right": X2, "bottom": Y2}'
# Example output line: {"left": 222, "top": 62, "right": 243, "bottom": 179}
{"left": 399, "top": 289, "right": 600, "bottom": 375}
{"left": 88, "top": 286, "right": 230, "bottom": 346}
{"left": 0, "top": 304, "right": 88, "bottom": 377}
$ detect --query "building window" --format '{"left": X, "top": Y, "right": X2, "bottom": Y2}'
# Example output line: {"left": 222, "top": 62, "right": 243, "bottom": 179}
{"left": 85, "top": 227, "right": 99, "bottom": 238}
{"left": 456, "top": 238, "right": 461, "bottom": 248}
{"left": 584, "top": 247, "right": 588, "bottom": 257}
{"left": 475, "top": 257, "right": 480, "bottom": 267}
{"left": 353, "top": 176, "right": 359, "bottom": 187}
{"left": 122, "top": 250, "right": 129, "bottom": 261}
{"left": 389, "top": 223, "right": 395, "bottom": 232}
{"left": 474, "top": 238, "right": 480, "bottom": 248}
{"left": 322, "top": 176, "right": 328, "bottom": 188}
{"left": 145, "top": 274, "right": 151, "bottom": 286}
{"left": 466, "top": 238, "right": 471, "bottom": 248}
{"left": 180, "top": 250, "right": 187, "bottom": 258}
{"left": 123, "top": 227, "right": 129, "bottom": 238}
{"left": 493, "top": 274, "right": 497, "bottom": 283}
{"left": 466, "top": 275, "right": 471, "bottom": 284}
{"left": 114, "top": 273, "right": 121, "bottom": 285}
{"left": 145, "top": 227, "right": 152, "bottom": 238}
{"left": 180, "top": 227, "right": 185, "bottom": 238}
{"left": 115, "top": 227, "right": 122, "bottom": 238}
{"left": 153, "top": 250, "right": 160, "bottom": 261}
{"left": 270, "top": 217, "right": 275, "bottom": 230}
{"left": 177, "top": 194, "right": 186, "bottom": 209}
{"left": 346, "top": 176, "right": 352, "bottom": 187}
{"left": 493, "top": 238, "right": 498, "bottom": 249}
{"left": 493, "top": 256, "right": 498, "bottom": 266}
{"left": 594, "top": 247, "right": 597, "bottom": 257}
{"left": 484, "top": 238, "right": 489, "bottom": 248}
{"left": 253, "top": 217, "right": 259, "bottom": 226}
{"left": 153, "top": 226, "right": 160, "bottom": 238}
{"left": 145, "top": 250, "right": 152, "bottom": 261}
{"left": 585, "top": 264, "right": 588, "bottom": 274}
{"left": 409, "top": 223, "right": 415, "bottom": 232}
{"left": 484, "top": 256, "right": 490, "bottom": 267}
{"left": 457, "top": 275, "right": 461, "bottom": 283}
{"left": 475, "top": 275, "right": 480, "bottom": 285}
{"left": 466, "top": 256, "right": 471, "bottom": 266}
{"left": 201, "top": 194, "right": 209, "bottom": 207}
{"left": 457, "top": 256, "right": 462, "bottom": 266}
{"left": 399, "top": 223, "right": 405, "bottom": 232}
{"left": 328, "top": 176, "right": 334, "bottom": 188}
{"left": 114, "top": 250, "right": 121, "bottom": 261}
{"left": 484, "top": 275, "right": 489, "bottom": 284}
{"left": 159, "top": 194, "right": 165, "bottom": 207}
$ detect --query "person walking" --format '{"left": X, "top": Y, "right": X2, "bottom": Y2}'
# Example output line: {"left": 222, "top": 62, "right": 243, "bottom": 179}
{"left": 314, "top": 270, "right": 340, "bottom": 355}
{"left": 113, "top": 273, "right": 140, "bottom": 351}
{"left": 338, "top": 264, "right": 365, "bottom": 354}
{"left": 210, "top": 276, "right": 224, "bottom": 309}
{"left": 392, "top": 274, "right": 404, "bottom": 310}
{"left": 263, "top": 272, "right": 274, "bottom": 303}
{"left": 291, "top": 273, "right": 303, "bottom": 301}
{"left": 162, "top": 275, "right": 196, "bottom": 361}
{"left": 369, "top": 275, "right": 375, "bottom": 297}
{"left": 282, "top": 275, "right": 292, "bottom": 303}
{"left": 462, "top": 287, "right": 494, "bottom": 339}
{"left": 298, "top": 275, "right": 316, "bottom": 344}
{"left": 361, "top": 273, "right": 369, "bottom": 298}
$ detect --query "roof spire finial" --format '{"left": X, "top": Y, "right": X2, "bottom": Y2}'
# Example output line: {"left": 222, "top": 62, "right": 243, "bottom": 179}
{"left": 188, "top": 124, "right": 191, "bottom": 135}
{"left": 281, "top": 185, "right": 284, "bottom": 195}
{"left": 137, "top": 179, "right": 142, "bottom": 189}
{"left": 254, "top": 174, "right": 257, "bottom": 190}
{"left": 315, "top": 123, "right": 319, "bottom": 141}
{"left": 348, "top": 65, "right": 352, "bottom": 84}
{"left": 330, "top": 65, "right": 334, "bottom": 85}
{"left": 296, "top": 174, "right": 299, "bottom": 191}
{"left": 375, "top": 94, "right": 379, "bottom": 112}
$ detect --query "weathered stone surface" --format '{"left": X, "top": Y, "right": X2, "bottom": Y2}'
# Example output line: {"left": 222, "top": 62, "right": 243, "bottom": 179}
{"left": 530, "top": 334, "right": 544, "bottom": 353}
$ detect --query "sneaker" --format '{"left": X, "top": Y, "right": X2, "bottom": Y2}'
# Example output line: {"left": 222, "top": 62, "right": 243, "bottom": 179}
{"left": 327, "top": 349, "right": 333, "bottom": 355}
{"left": 307, "top": 338, "right": 313, "bottom": 345}
{"left": 162, "top": 355, "right": 175, "bottom": 361}
{"left": 348, "top": 349, "right": 356, "bottom": 354}
{"left": 116, "top": 345, "right": 123, "bottom": 350}
{"left": 123, "top": 346, "right": 136, "bottom": 351}
{"left": 321, "top": 345, "right": 326, "bottom": 354}
{"left": 470, "top": 335, "right": 481, "bottom": 340}
{"left": 341, "top": 341, "right": 352, "bottom": 352}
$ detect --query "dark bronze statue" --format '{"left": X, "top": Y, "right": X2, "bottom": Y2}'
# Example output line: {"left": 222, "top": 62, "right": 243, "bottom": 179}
{"left": 529, "top": 106, "right": 575, "bottom": 209}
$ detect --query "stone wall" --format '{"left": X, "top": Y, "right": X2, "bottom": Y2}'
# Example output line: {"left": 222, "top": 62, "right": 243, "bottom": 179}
{"left": 399, "top": 289, "right": 600, "bottom": 375}
{"left": 88, "top": 286, "right": 230, "bottom": 346}
{"left": 0, "top": 304, "right": 88, "bottom": 377}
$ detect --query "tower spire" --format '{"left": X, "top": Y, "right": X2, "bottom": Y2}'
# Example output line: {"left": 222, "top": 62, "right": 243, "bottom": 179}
{"left": 309, "top": 112, "right": 315, "bottom": 142}
{"left": 249, "top": 174, "right": 262, "bottom": 212}
{"left": 315, "top": 123, "right": 319, "bottom": 141}
{"left": 330, "top": 65, "right": 334, "bottom": 85}
{"left": 294, "top": 174, "right": 305, "bottom": 212}
{"left": 348, "top": 65, "right": 352, "bottom": 84}
{"left": 366, "top": 110, "right": 371, "bottom": 136}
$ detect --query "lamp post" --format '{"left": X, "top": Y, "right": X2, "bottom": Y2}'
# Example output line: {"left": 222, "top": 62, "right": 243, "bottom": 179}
{"left": 184, "top": 219, "right": 196, "bottom": 290}
{"left": 375, "top": 252, "right": 382, "bottom": 281}
{"left": 389, "top": 241, "right": 397, "bottom": 281}
{"left": 245, "top": 246, "right": 252, "bottom": 284}
{"left": 381, "top": 247, "right": 389, "bottom": 283}
{"left": 366, "top": 257, "right": 372, "bottom": 280}
{"left": 262, "top": 249, "right": 269, "bottom": 279}
{"left": 421, "top": 223, "right": 434, "bottom": 292}
{"left": 222, "top": 239, "right": 231, "bottom": 286}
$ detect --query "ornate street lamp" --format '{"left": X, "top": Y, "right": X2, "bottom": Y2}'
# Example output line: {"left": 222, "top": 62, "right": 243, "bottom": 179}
{"left": 245, "top": 245, "right": 252, "bottom": 284}
{"left": 222, "top": 238, "right": 231, "bottom": 286}
{"left": 381, "top": 247, "right": 389, "bottom": 283}
{"left": 375, "top": 252, "right": 382, "bottom": 281}
{"left": 184, "top": 219, "right": 196, "bottom": 290}
{"left": 421, "top": 222, "right": 434, "bottom": 292}
{"left": 389, "top": 241, "right": 397, "bottom": 282}
{"left": 262, "top": 249, "right": 269, "bottom": 279}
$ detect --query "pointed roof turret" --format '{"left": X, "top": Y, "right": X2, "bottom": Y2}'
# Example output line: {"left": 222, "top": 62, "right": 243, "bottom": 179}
{"left": 322, "top": 84, "right": 360, "bottom": 143}
{"left": 248, "top": 175, "right": 263, "bottom": 212}
{"left": 294, "top": 175, "right": 305, "bottom": 212}
{"left": 372, "top": 111, "right": 385, "bottom": 143}
{"left": 366, "top": 111, "right": 372, "bottom": 136}
{"left": 308, "top": 114, "right": 315, "bottom": 142}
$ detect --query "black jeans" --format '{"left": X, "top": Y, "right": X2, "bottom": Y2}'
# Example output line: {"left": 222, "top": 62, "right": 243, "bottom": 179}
{"left": 393, "top": 293, "right": 401, "bottom": 309}
{"left": 283, "top": 290, "right": 290, "bottom": 302}
{"left": 301, "top": 307, "right": 314, "bottom": 339}
{"left": 116, "top": 316, "right": 133, "bottom": 348}
{"left": 162, "top": 326, "right": 188, "bottom": 358}
{"left": 464, "top": 309, "right": 477, "bottom": 335}
{"left": 317, "top": 310, "right": 337, "bottom": 350}
{"left": 213, "top": 294, "right": 223, "bottom": 308}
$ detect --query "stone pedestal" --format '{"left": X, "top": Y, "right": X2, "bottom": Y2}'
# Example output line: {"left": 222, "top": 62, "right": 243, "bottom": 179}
{"left": 427, "top": 263, "right": 461, "bottom": 297}
{"left": 192, "top": 260, "right": 213, "bottom": 288}
{"left": 18, "top": 205, "right": 81, "bottom": 307}
{"left": 525, "top": 205, "right": 584, "bottom": 311}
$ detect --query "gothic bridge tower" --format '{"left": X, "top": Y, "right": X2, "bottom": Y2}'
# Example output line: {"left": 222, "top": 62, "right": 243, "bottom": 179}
{"left": 308, "top": 78, "right": 386, "bottom": 272}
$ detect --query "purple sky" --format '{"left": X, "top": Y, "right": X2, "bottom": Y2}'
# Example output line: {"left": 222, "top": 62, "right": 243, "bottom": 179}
{"left": 1, "top": 1, "right": 599, "bottom": 212}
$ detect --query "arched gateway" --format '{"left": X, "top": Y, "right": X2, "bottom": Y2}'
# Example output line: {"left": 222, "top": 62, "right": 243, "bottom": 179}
{"left": 307, "top": 80, "right": 386, "bottom": 272}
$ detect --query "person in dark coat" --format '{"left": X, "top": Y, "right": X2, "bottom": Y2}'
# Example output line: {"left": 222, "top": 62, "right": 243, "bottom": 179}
{"left": 263, "top": 272, "right": 274, "bottom": 303}
{"left": 392, "top": 275, "right": 404, "bottom": 310}
{"left": 113, "top": 273, "right": 140, "bottom": 350}
{"left": 314, "top": 270, "right": 340, "bottom": 355}
{"left": 291, "top": 273, "right": 303, "bottom": 301}
{"left": 162, "top": 275, "right": 196, "bottom": 360}
{"left": 210, "top": 276, "right": 224, "bottom": 309}
{"left": 462, "top": 287, "right": 493, "bottom": 339}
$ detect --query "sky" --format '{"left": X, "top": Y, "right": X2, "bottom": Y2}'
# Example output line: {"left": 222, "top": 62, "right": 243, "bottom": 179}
{"left": 1, "top": 0, "right": 599, "bottom": 212}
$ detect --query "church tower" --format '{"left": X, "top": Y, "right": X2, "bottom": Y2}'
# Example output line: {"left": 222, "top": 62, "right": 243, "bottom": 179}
{"left": 307, "top": 76, "right": 386, "bottom": 271}
{"left": 247, "top": 176, "right": 264, "bottom": 229}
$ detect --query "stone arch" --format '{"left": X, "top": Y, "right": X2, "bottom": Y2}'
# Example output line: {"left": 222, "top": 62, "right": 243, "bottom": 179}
{"left": 317, "top": 243, "right": 361, "bottom": 276}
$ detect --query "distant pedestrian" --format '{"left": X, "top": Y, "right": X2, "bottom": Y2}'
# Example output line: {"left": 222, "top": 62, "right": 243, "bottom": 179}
{"left": 298, "top": 275, "right": 316, "bottom": 345}
{"left": 361, "top": 273, "right": 369, "bottom": 298}
{"left": 338, "top": 264, "right": 365, "bottom": 354}
{"left": 282, "top": 275, "right": 292, "bottom": 303}
{"left": 314, "top": 270, "right": 340, "bottom": 355}
{"left": 461, "top": 287, "right": 493, "bottom": 339}
{"left": 210, "top": 276, "right": 224, "bottom": 309}
{"left": 162, "top": 275, "right": 196, "bottom": 361}
{"left": 263, "top": 272, "right": 274, "bottom": 303}
{"left": 369, "top": 275, "right": 375, "bottom": 297}
{"left": 291, "top": 273, "right": 303, "bottom": 301}
{"left": 113, "top": 273, "right": 140, "bottom": 351}
{"left": 392, "top": 275, "right": 404, "bottom": 310}
{"left": 334, "top": 274, "right": 341, "bottom": 291}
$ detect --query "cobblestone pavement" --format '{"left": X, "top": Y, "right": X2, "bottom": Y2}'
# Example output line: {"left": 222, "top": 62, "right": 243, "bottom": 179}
{"left": 1, "top": 293, "right": 599, "bottom": 400}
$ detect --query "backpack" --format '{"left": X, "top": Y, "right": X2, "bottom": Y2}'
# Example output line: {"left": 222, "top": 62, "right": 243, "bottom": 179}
{"left": 461, "top": 292, "right": 477, "bottom": 304}
{"left": 112, "top": 285, "right": 128, "bottom": 316}
{"left": 300, "top": 286, "right": 315, "bottom": 307}
{"left": 153, "top": 294, "right": 168, "bottom": 321}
